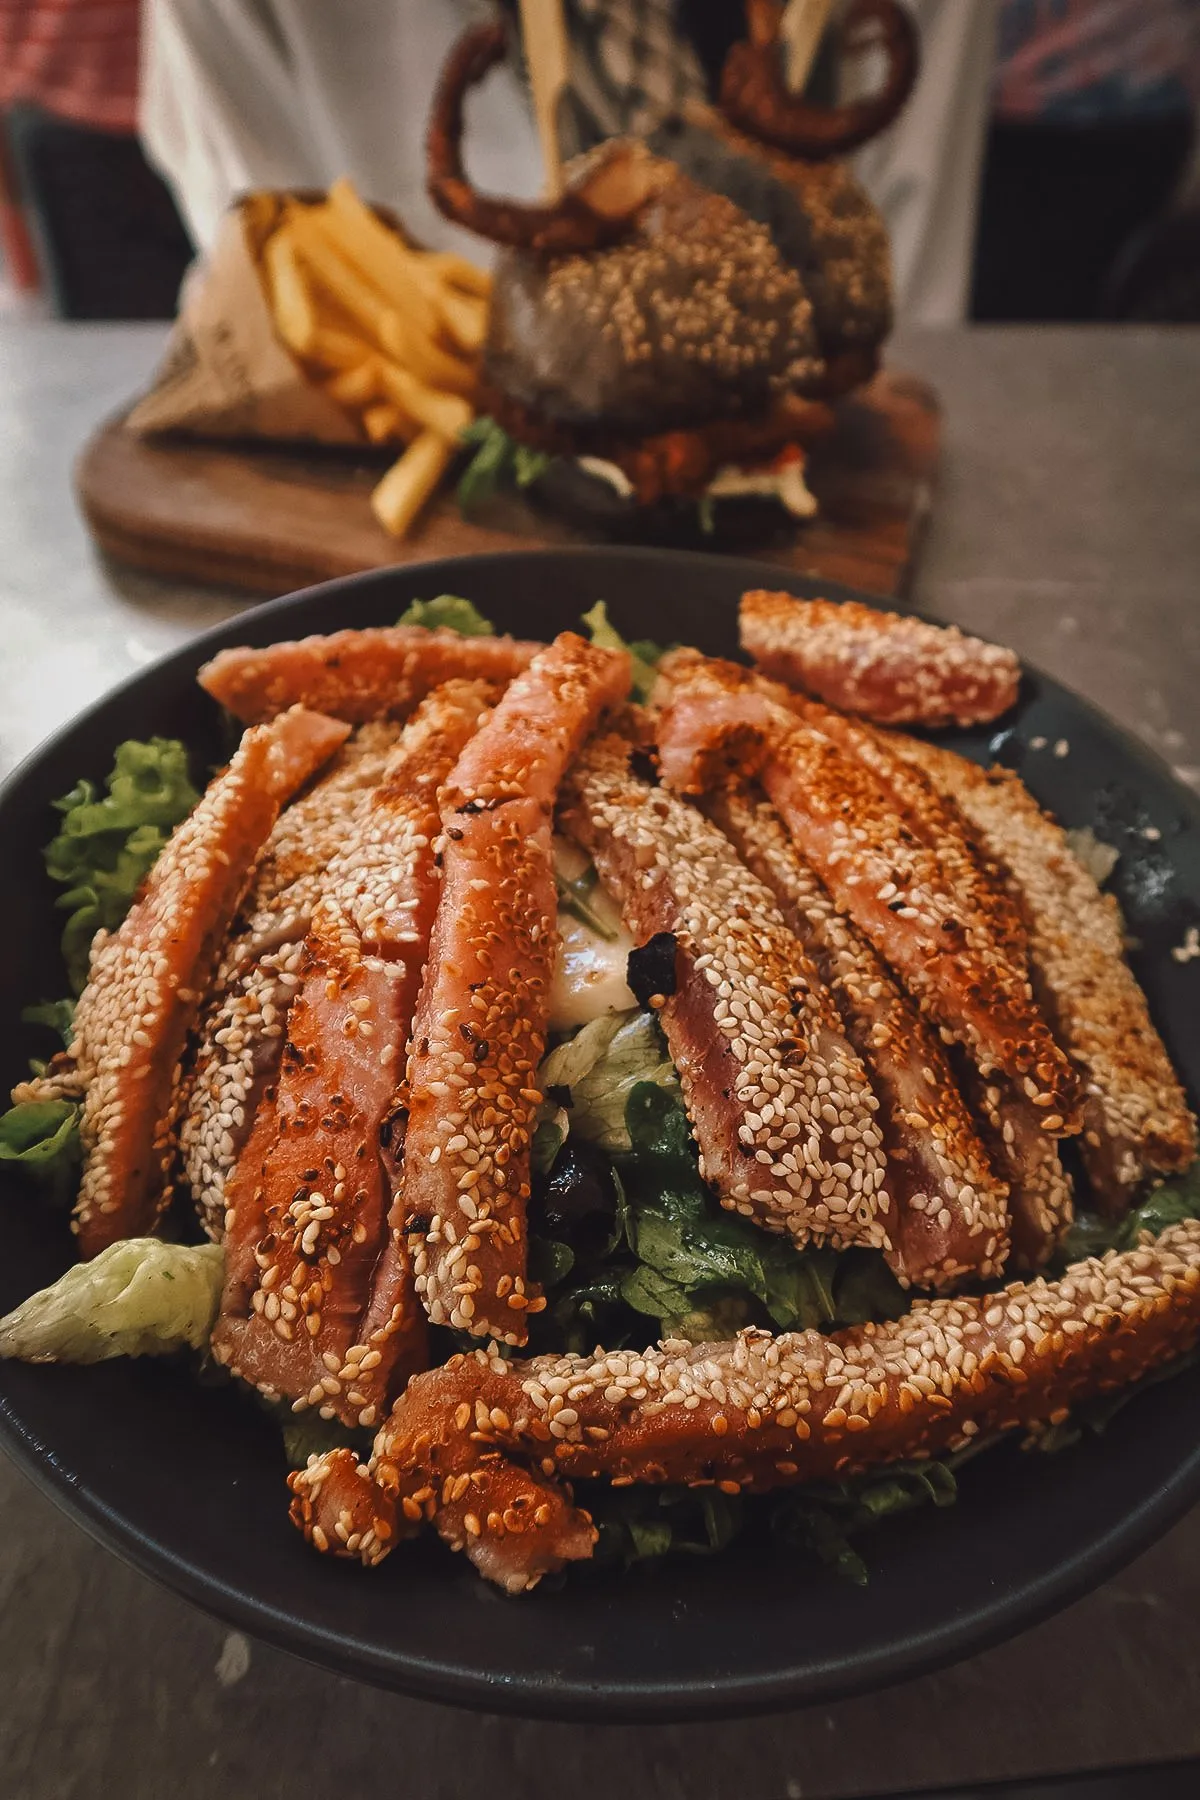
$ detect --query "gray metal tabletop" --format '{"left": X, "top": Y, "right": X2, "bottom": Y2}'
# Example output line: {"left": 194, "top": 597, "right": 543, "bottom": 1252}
{"left": 0, "top": 320, "right": 1198, "bottom": 1800}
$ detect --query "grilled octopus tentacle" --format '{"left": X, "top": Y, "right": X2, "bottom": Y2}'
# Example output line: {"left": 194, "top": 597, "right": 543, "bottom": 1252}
{"left": 290, "top": 1217, "right": 1200, "bottom": 1588}
{"left": 720, "top": 0, "right": 920, "bottom": 161}
{"left": 427, "top": 21, "right": 654, "bottom": 253}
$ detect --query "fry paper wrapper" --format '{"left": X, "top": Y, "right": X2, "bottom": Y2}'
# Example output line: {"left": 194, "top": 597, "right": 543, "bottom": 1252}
{"left": 125, "top": 195, "right": 362, "bottom": 445}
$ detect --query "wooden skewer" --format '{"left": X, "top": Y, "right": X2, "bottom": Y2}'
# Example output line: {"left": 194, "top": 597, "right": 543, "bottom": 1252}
{"left": 519, "top": 0, "right": 570, "bottom": 201}
{"left": 780, "top": 0, "right": 835, "bottom": 94}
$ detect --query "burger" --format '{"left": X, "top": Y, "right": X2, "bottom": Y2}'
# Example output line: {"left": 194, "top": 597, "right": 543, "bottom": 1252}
{"left": 427, "top": 2, "right": 918, "bottom": 543}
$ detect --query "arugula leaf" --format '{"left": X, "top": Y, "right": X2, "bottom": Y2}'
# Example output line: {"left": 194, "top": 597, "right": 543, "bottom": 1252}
{"left": 44, "top": 739, "right": 199, "bottom": 992}
{"left": 21, "top": 998, "right": 75, "bottom": 1047}
{"left": 772, "top": 1456, "right": 964, "bottom": 1586}
{"left": 396, "top": 594, "right": 496, "bottom": 636}
{"left": 1118, "top": 1169, "right": 1200, "bottom": 1246}
{"left": 585, "top": 1482, "right": 744, "bottom": 1568}
{"left": 623, "top": 1079, "right": 697, "bottom": 1173}
{"left": 279, "top": 1412, "right": 370, "bottom": 1470}
{"left": 529, "top": 1235, "right": 575, "bottom": 1287}
{"left": 616, "top": 1083, "right": 905, "bottom": 1338}
{"left": 1057, "top": 1164, "right": 1200, "bottom": 1270}
{"left": 579, "top": 601, "right": 671, "bottom": 704}
{"left": 531, "top": 1111, "right": 567, "bottom": 1176}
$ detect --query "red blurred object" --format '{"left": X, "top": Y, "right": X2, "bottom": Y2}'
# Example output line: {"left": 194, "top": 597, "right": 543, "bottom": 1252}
{"left": 0, "top": 119, "right": 39, "bottom": 291}
{"left": 0, "top": 0, "right": 139, "bottom": 133}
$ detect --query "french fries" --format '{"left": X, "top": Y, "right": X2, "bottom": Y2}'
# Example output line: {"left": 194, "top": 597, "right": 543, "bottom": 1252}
{"left": 370, "top": 431, "right": 455, "bottom": 538}
{"left": 251, "top": 177, "right": 492, "bottom": 538}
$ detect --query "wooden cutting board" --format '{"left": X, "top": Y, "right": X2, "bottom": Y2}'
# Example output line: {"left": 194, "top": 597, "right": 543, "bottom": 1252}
{"left": 75, "top": 368, "right": 938, "bottom": 601}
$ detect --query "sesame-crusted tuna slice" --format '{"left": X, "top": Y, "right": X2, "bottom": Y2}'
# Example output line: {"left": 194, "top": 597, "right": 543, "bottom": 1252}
{"left": 560, "top": 730, "right": 891, "bottom": 1254}
{"left": 740, "top": 589, "right": 1020, "bottom": 728}
{"left": 650, "top": 653, "right": 1081, "bottom": 1127}
{"left": 893, "top": 737, "right": 1198, "bottom": 1211}
{"left": 211, "top": 681, "right": 496, "bottom": 1425}
{"left": 69, "top": 707, "right": 351, "bottom": 1259}
{"left": 179, "top": 722, "right": 403, "bottom": 1240}
{"left": 404, "top": 634, "right": 632, "bottom": 1344}
{"left": 290, "top": 1218, "right": 1200, "bottom": 1587}
{"left": 963, "top": 1066, "right": 1073, "bottom": 1270}
{"left": 779, "top": 702, "right": 1075, "bottom": 1268}
{"left": 792, "top": 698, "right": 1030, "bottom": 972}
{"left": 707, "top": 784, "right": 1010, "bottom": 1288}
{"left": 198, "top": 625, "right": 537, "bottom": 725}
{"left": 289, "top": 1425, "right": 597, "bottom": 1592}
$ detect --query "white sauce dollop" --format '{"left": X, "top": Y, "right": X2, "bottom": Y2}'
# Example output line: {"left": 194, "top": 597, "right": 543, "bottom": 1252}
{"left": 550, "top": 836, "right": 636, "bottom": 1031}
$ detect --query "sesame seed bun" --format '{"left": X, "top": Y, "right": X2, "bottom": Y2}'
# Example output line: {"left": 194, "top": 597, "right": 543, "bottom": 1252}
{"left": 482, "top": 147, "right": 823, "bottom": 445}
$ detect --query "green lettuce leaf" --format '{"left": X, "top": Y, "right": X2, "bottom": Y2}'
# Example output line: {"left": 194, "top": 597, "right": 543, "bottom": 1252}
{"left": 0, "top": 1099, "right": 81, "bottom": 1201}
{"left": 540, "top": 1010, "right": 679, "bottom": 1154}
{"left": 396, "top": 594, "right": 496, "bottom": 636}
{"left": 0, "top": 1237, "right": 223, "bottom": 1363}
{"left": 44, "top": 738, "right": 199, "bottom": 992}
{"left": 579, "top": 601, "right": 671, "bottom": 704}
{"left": 456, "top": 416, "right": 552, "bottom": 514}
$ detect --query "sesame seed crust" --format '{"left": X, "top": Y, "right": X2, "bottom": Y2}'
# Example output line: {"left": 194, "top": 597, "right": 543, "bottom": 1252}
{"left": 198, "top": 626, "right": 537, "bottom": 726}
{"left": 68, "top": 707, "right": 351, "bottom": 1259}
{"left": 772, "top": 699, "right": 1075, "bottom": 1269}
{"left": 651, "top": 652, "right": 1082, "bottom": 1123}
{"left": 404, "top": 635, "right": 632, "bottom": 1345}
{"left": 707, "top": 783, "right": 1010, "bottom": 1287}
{"left": 964, "top": 1067, "right": 1074, "bottom": 1271}
{"left": 560, "top": 729, "right": 890, "bottom": 1252}
{"left": 485, "top": 155, "right": 824, "bottom": 441}
{"left": 740, "top": 590, "right": 1021, "bottom": 729}
{"left": 894, "top": 737, "right": 1199, "bottom": 1210}
{"left": 290, "top": 1216, "right": 1200, "bottom": 1588}
{"left": 796, "top": 697, "right": 1030, "bottom": 973}
{"left": 210, "top": 682, "right": 495, "bottom": 1424}
{"left": 179, "top": 722, "right": 403, "bottom": 1240}
{"left": 676, "top": 108, "right": 894, "bottom": 365}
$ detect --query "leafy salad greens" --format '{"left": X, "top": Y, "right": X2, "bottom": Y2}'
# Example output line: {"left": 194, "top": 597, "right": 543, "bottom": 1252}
{"left": 0, "top": 735, "right": 199, "bottom": 1195}
{"left": 455, "top": 416, "right": 553, "bottom": 515}
{"left": 397, "top": 594, "right": 496, "bottom": 637}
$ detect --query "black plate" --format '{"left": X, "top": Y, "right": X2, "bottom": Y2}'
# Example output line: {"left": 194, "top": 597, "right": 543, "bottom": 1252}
{"left": 2, "top": 548, "right": 1199, "bottom": 1723}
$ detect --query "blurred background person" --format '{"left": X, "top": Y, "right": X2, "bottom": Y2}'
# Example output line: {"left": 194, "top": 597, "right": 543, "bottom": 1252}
{"left": 0, "top": 0, "right": 192, "bottom": 316}
{"left": 138, "top": 0, "right": 998, "bottom": 323}
{"left": 971, "top": 0, "right": 1200, "bottom": 320}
